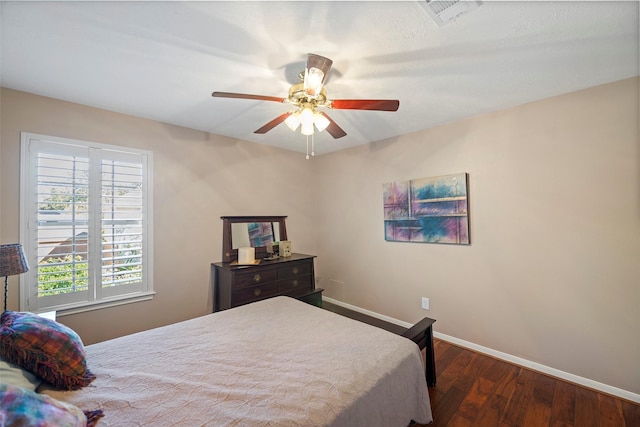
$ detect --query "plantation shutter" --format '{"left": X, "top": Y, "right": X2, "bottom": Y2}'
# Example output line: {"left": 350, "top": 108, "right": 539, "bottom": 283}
{"left": 31, "top": 142, "right": 91, "bottom": 309}
{"left": 20, "top": 133, "right": 153, "bottom": 313}
{"left": 98, "top": 154, "right": 145, "bottom": 298}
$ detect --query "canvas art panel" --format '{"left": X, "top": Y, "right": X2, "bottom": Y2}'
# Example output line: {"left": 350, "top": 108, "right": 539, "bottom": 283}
{"left": 383, "top": 173, "right": 470, "bottom": 245}
{"left": 247, "top": 222, "right": 275, "bottom": 247}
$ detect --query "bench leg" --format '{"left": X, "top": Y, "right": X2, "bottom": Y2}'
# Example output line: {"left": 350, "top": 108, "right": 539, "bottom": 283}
{"left": 425, "top": 326, "right": 436, "bottom": 386}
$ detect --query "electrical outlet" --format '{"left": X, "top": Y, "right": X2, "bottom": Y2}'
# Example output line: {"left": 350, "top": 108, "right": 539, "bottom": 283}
{"left": 421, "top": 297, "right": 430, "bottom": 310}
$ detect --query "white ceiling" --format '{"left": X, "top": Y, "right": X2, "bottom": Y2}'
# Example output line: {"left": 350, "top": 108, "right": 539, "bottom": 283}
{"left": 1, "top": 1, "right": 638, "bottom": 156}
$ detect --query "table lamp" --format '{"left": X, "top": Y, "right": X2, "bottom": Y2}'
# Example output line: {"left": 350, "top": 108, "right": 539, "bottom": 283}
{"left": 0, "top": 243, "right": 29, "bottom": 312}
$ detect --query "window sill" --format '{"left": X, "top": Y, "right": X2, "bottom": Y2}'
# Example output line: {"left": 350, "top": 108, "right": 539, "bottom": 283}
{"left": 52, "top": 292, "right": 156, "bottom": 317}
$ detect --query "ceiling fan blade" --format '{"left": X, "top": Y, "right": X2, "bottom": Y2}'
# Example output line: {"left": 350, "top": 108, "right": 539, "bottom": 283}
{"left": 254, "top": 112, "right": 291, "bottom": 134}
{"left": 212, "top": 92, "right": 286, "bottom": 103}
{"left": 319, "top": 112, "right": 347, "bottom": 139}
{"left": 329, "top": 99, "right": 400, "bottom": 112}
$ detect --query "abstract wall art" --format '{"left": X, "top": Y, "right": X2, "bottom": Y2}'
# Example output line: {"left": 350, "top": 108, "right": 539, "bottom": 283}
{"left": 383, "top": 172, "right": 470, "bottom": 245}
{"left": 247, "top": 222, "right": 275, "bottom": 247}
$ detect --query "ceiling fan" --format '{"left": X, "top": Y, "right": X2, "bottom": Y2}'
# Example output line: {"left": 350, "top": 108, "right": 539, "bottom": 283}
{"left": 211, "top": 54, "right": 400, "bottom": 143}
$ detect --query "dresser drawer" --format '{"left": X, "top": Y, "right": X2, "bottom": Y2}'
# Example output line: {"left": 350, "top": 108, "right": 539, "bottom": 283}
{"left": 278, "top": 274, "right": 312, "bottom": 293}
{"left": 277, "top": 262, "right": 312, "bottom": 279}
{"left": 212, "top": 254, "right": 317, "bottom": 311}
{"left": 233, "top": 269, "right": 277, "bottom": 289}
{"left": 232, "top": 282, "right": 278, "bottom": 306}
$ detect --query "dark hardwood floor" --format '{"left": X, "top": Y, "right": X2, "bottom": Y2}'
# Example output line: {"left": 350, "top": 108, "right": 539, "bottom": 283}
{"left": 415, "top": 339, "right": 639, "bottom": 427}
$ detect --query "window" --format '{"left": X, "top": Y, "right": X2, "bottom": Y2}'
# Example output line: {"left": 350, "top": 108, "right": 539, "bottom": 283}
{"left": 20, "top": 133, "right": 153, "bottom": 314}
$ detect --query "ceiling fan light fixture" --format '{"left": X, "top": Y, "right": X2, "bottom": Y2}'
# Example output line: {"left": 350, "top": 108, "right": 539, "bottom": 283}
{"left": 313, "top": 112, "right": 330, "bottom": 132}
{"left": 304, "top": 54, "right": 333, "bottom": 96}
{"left": 300, "top": 105, "right": 315, "bottom": 136}
{"left": 300, "top": 123, "right": 314, "bottom": 136}
{"left": 304, "top": 68, "right": 325, "bottom": 96}
{"left": 301, "top": 122, "right": 314, "bottom": 136}
{"left": 285, "top": 111, "right": 301, "bottom": 131}
{"left": 212, "top": 53, "right": 397, "bottom": 146}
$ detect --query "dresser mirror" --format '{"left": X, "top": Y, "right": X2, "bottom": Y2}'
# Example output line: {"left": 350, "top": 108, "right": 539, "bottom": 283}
{"left": 221, "top": 216, "right": 288, "bottom": 263}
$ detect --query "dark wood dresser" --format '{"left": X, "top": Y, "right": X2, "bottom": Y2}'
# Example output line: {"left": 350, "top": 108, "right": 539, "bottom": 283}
{"left": 212, "top": 253, "right": 319, "bottom": 311}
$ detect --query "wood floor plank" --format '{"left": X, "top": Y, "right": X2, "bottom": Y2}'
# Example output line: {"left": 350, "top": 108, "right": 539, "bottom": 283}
{"left": 447, "top": 413, "right": 473, "bottom": 427}
{"left": 422, "top": 339, "right": 640, "bottom": 427}
{"left": 550, "top": 379, "right": 577, "bottom": 426}
{"left": 482, "top": 355, "right": 519, "bottom": 387}
{"left": 434, "top": 339, "right": 464, "bottom": 375}
{"left": 621, "top": 399, "right": 640, "bottom": 426}
{"left": 440, "top": 346, "right": 475, "bottom": 384}
{"left": 574, "top": 386, "right": 602, "bottom": 427}
{"left": 431, "top": 385, "right": 470, "bottom": 426}
{"left": 491, "top": 363, "right": 520, "bottom": 399}
{"left": 523, "top": 405, "right": 552, "bottom": 427}
{"left": 432, "top": 345, "right": 475, "bottom": 405}
{"left": 532, "top": 373, "right": 556, "bottom": 407}
{"left": 522, "top": 372, "right": 555, "bottom": 426}
{"left": 498, "top": 367, "right": 532, "bottom": 426}
{"left": 473, "top": 393, "right": 509, "bottom": 427}
{"left": 461, "top": 350, "right": 496, "bottom": 381}
{"left": 457, "top": 377, "right": 495, "bottom": 422}
{"left": 597, "top": 393, "right": 626, "bottom": 427}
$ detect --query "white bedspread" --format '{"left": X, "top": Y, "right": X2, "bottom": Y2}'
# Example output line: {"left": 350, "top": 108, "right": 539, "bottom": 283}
{"left": 43, "top": 297, "right": 432, "bottom": 426}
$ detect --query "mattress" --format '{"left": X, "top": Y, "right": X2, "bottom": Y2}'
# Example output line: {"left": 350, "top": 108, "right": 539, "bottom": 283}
{"left": 42, "top": 296, "right": 432, "bottom": 426}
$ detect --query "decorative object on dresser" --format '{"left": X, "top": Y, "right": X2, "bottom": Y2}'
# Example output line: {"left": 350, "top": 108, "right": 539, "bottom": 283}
{"left": 214, "top": 216, "right": 321, "bottom": 311}
{"left": 0, "top": 243, "right": 30, "bottom": 311}
{"left": 279, "top": 240, "right": 292, "bottom": 257}
{"left": 236, "top": 247, "right": 258, "bottom": 265}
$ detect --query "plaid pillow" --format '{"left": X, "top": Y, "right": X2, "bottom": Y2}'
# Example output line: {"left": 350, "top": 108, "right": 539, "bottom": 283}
{"left": 0, "top": 383, "right": 103, "bottom": 427}
{"left": 0, "top": 311, "right": 95, "bottom": 390}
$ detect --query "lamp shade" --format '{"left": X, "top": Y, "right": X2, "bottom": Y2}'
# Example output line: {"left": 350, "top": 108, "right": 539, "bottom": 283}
{"left": 304, "top": 54, "right": 333, "bottom": 96}
{"left": 300, "top": 105, "right": 315, "bottom": 135}
{"left": 313, "top": 112, "right": 330, "bottom": 132}
{"left": 284, "top": 111, "right": 301, "bottom": 131}
{"left": 0, "top": 243, "right": 29, "bottom": 277}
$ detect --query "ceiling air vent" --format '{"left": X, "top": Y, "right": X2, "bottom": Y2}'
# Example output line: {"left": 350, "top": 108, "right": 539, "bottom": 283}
{"left": 422, "top": 1, "right": 482, "bottom": 26}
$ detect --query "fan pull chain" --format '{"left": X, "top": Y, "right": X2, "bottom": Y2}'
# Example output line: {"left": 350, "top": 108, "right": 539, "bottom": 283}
{"left": 311, "top": 134, "right": 315, "bottom": 157}
{"left": 306, "top": 135, "right": 310, "bottom": 160}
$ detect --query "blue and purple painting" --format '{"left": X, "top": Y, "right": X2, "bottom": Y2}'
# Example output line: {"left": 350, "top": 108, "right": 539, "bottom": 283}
{"left": 247, "top": 222, "right": 275, "bottom": 247}
{"left": 383, "top": 173, "right": 470, "bottom": 244}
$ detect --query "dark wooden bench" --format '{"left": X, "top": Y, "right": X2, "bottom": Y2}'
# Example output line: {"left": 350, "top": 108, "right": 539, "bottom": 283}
{"left": 322, "top": 300, "right": 436, "bottom": 386}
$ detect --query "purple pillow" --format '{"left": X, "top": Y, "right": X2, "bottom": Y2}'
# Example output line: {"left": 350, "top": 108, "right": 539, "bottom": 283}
{"left": 0, "top": 311, "right": 95, "bottom": 390}
{"left": 0, "top": 383, "right": 103, "bottom": 427}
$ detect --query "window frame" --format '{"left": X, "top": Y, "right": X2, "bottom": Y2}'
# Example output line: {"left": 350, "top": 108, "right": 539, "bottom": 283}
{"left": 19, "top": 132, "right": 154, "bottom": 315}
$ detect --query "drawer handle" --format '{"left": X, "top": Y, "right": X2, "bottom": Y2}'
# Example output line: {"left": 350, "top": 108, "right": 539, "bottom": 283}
{"left": 292, "top": 280, "right": 298, "bottom": 287}
{"left": 292, "top": 267, "right": 299, "bottom": 275}
{"left": 254, "top": 288, "right": 262, "bottom": 297}
{"left": 253, "top": 274, "right": 261, "bottom": 283}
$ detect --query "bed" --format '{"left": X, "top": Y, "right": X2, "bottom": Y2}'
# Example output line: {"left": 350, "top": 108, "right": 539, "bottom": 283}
{"left": 39, "top": 296, "right": 433, "bottom": 426}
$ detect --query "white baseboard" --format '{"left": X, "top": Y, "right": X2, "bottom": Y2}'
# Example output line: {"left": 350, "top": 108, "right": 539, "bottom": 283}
{"left": 322, "top": 297, "right": 640, "bottom": 404}
{"left": 324, "top": 297, "right": 415, "bottom": 328}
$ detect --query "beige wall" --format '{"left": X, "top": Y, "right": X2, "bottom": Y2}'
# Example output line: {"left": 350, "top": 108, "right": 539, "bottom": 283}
{"left": 0, "top": 88, "right": 318, "bottom": 344}
{"left": 314, "top": 77, "right": 640, "bottom": 395}
{"left": 1, "top": 79, "right": 638, "bottom": 396}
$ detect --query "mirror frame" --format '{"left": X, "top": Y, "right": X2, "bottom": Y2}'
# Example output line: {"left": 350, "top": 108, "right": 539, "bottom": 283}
{"left": 221, "top": 216, "right": 288, "bottom": 263}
